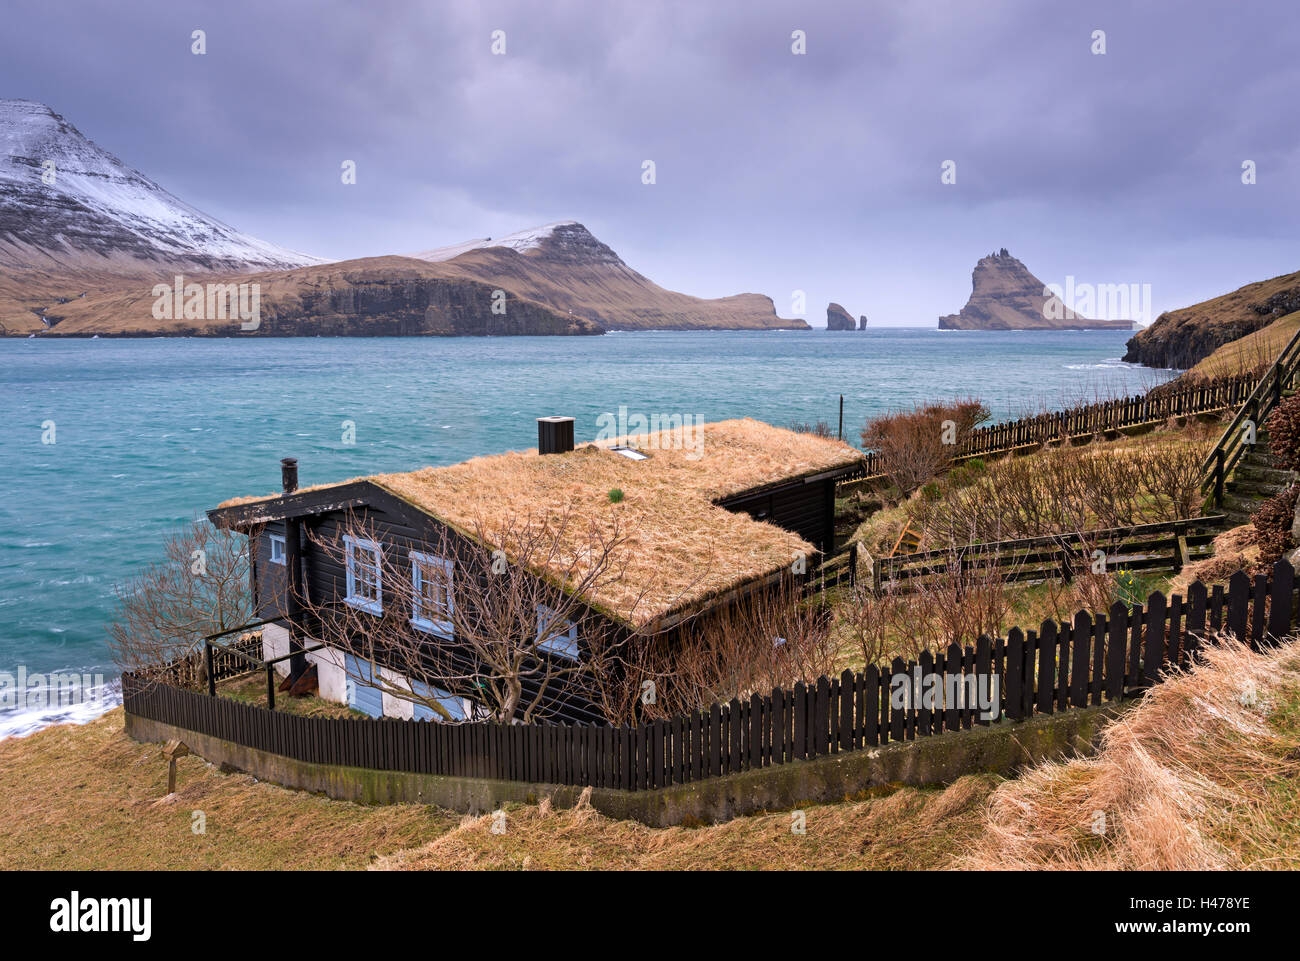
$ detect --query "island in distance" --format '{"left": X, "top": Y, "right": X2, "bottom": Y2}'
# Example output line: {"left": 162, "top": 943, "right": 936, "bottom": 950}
{"left": 938, "top": 249, "right": 1133, "bottom": 331}
{"left": 826, "top": 302, "right": 867, "bottom": 330}
{"left": 0, "top": 100, "right": 806, "bottom": 337}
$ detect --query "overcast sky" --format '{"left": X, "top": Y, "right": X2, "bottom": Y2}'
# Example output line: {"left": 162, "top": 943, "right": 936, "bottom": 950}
{"left": 2, "top": 0, "right": 1297, "bottom": 326}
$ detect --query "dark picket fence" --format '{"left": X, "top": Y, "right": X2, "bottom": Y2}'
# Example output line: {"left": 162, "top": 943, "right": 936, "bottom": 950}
{"left": 123, "top": 560, "right": 1297, "bottom": 792}
{"left": 842, "top": 370, "right": 1255, "bottom": 484}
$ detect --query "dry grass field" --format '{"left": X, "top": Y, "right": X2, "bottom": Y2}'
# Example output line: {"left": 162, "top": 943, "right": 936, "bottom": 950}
{"left": 1189, "top": 310, "right": 1300, "bottom": 379}
{"left": 4, "top": 636, "right": 1298, "bottom": 870}
{"left": 961, "top": 637, "right": 1300, "bottom": 870}
{"left": 0, "top": 708, "right": 993, "bottom": 871}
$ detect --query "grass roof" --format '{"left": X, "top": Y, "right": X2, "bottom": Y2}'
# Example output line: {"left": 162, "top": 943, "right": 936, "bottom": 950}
{"left": 218, "top": 418, "right": 862, "bottom": 627}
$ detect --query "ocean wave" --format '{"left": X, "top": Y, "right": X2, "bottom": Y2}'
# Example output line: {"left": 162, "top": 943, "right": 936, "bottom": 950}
{"left": 1063, "top": 358, "right": 1142, "bottom": 370}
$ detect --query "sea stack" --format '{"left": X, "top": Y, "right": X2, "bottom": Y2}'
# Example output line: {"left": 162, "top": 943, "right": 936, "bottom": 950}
{"left": 938, "top": 249, "right": 1133, "bottom": 330}
{"left": 826, "top": 302, "right": 856, "bottom": 330}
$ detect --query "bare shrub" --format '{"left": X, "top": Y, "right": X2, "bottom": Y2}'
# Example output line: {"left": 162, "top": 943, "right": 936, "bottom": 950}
{"left": 1264, "top": 392, "right": 1300, "bottom": 472}
{"left": 1065, "top": 566, "right": 1118, "bottom": 617}
{"left": 913, "top": 440, "right": 1211, "bottom": 545}
{"left": 837, "top": 583, "right": 923, "bottom": 668}
{"left": 1128, "top": 444, "right": 1208, "bottom": 521}
{"left": 1251, "top": 483, "right": 1298, "bottom": 569}
{"left": 907, "top": 547, "right": 1018, "bottom": 651}
{"left": 108, "top": 519, "right": 253, "bottom": 688}
{"left": 645, "top": 581, "right": 839, "bottom": 717}
{"left": 860, "top": 399, "right": 990, "bottom": 499}
{"left": 837, "top": 547, "right": 1017, "bottom": 664}
{"left": 788, "top": 419, "right": 836, "bottom": 439}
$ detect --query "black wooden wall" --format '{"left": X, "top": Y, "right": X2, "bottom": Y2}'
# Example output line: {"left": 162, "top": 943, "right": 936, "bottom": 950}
{"left": 250, "top": 497, "right": 612, "bottom": 724}
{"left": 717, "top": 477, "right": 837, "bottom": 556}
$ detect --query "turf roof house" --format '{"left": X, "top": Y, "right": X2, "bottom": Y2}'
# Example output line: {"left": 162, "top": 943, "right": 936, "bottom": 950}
{"left": 207, "top": 417, "right": 863, "bottom": 723}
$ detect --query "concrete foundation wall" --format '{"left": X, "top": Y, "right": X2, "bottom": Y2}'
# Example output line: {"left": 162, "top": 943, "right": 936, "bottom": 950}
{"left": 309, "top": 645, "right": 347, "bottom": 705}
{"left": 380, "top": 667, "right": 415, "bottom": 720}
{"left": 126, "top": 702, "right": 1122, "bottom": 828}
{"left": 260, "top": 633, "right": 358, "bottom": 711}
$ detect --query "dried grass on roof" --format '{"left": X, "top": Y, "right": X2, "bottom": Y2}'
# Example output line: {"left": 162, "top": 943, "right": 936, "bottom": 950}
{"left": 218, "top": 419, "right": 862, "bottom": 626}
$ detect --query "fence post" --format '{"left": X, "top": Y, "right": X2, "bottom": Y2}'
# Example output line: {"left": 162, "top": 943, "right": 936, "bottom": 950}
{"left": 266, "top": 663, "right": 276, "bottom": 711}
{"left": 1214, "top": 448, "right": 1224, "bottom": 507}
{"left": 205, "top": 643, "right": 216, "bottom": 697}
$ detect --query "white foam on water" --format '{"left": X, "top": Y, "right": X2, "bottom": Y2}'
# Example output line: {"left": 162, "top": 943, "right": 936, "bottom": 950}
{"left": 1064, "top": 358, "right": 1141, "bottom": 370}
{"left": 0, "top": 677, "right": 121, "bottom": 741}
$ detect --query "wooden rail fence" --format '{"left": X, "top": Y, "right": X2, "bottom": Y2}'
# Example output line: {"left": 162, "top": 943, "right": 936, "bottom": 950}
{"left": 123, "top": 561, "right": 1296, "bottom": 793}
{"left": 1201, "top": 324, "right": 1300, "bottom": 506}
{"left": 140, "top": 632, "right": 262, "bottom": 690}
{"left": 841, "top": 370, "right": 1255, "bottom": 485}
{"left": 870, "top": 515, "right": 1225, "bottom": 592}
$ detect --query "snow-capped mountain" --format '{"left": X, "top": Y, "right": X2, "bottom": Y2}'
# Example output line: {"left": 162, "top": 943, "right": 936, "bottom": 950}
{"left": 410, "top": 220, "right": 627, "bottom": 267}
{"left": 410, "top": 221, "right": 618, "bottom": 263}
{"left": 0, "top": 99, "right": 321, "bottom": 272}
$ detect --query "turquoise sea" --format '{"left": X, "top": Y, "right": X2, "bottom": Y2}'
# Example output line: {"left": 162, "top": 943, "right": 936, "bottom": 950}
{"left": 0, "top": 329, "right": 1173, "bottom": 737}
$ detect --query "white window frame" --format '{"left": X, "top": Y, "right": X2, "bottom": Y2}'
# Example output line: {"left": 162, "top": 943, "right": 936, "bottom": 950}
{"left": 410, "top": 550, "right": 454, "bottom": 638}
{"left": 536, "top": 604, "right": 580, "bottom": 661}
{"left": 343, "top": 534, "right": 383, "bottom": 615}
{"left": 269, "top": 533, "right": 287, "bottom": 566}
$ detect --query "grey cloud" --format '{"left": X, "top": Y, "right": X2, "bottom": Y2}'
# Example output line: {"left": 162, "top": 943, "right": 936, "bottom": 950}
{"left": 1, "top": 0, "right": 1297, "bottom": 325}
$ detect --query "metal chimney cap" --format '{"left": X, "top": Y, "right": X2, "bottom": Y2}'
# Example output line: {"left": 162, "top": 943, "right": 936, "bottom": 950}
{"left": 280, "top": 457, "right": 300, "bottom": 493}
{"left": 537, "top": 416, "right": 576, "bottom": 455}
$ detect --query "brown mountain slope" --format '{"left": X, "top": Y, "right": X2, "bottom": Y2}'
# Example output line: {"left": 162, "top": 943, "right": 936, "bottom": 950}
{"left": 1185, "top": 310, "right": 1300, "bottom": 379}
{"left": 939, "top": 250, "right": 1131, "bottom": 331}
{"left": 32, "top": 256, "right": 603, "bottom": 337}
{"left": 13, "top": 222, "right": 806, "bottom": 337}
{"left": 0, "top": 267, "right": 148, "bottom": 335}
{"left": 411, "top": 222, "right": 805, "bottom": 331}
{"left": 2, "top": 101, "right": 803, "bottom": 337}
{"left": 1124, "top": 268, "right": 1300, "bottom": 369}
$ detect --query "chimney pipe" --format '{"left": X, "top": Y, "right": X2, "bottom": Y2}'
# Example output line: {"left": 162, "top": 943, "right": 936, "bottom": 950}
{"left": 537, "top": 416, "right": 575, "bottom": 455}
{"left": 280, "top": 457, "right": 299, "bottom": 493}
